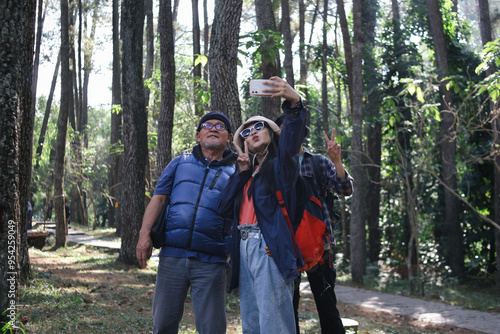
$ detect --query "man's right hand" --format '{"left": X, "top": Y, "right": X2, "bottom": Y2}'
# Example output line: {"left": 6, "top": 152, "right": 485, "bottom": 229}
{"left": 136, "top": 232, "right": 153, "bottom": 268}
{"left": 135, "top": 194, "right": 168, "bottom": 268}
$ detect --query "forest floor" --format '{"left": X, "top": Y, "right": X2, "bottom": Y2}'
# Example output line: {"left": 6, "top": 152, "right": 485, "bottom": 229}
{"left": 17, "top": 225, "right": 496, "bottom": 333}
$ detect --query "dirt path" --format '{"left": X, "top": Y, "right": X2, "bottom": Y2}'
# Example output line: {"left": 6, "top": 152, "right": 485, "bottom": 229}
{"left": 21, "top": 243, "right": 486, "bottom": 334}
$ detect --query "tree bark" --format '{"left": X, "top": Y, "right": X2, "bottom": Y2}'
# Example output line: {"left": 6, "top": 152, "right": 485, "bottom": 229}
{"left": 336, "top": 0, "right": 354, "bottom": 110}
{"left": 349, "top": 0, "right": 366, "bottom": 284}
{"left": 426, "top": 0, "right": 463, "bottom": 277}
{"left": 255, "top": 0, "right": 281, "bottom": 120}
{"left": 144, "top": 0, "right": 154, "bottom": 107}
{"left": 18, "top": 0, "right": 37, "bottom": 281}
{"left": 109, "top": 0, "right": 122, "bottom": 232}
{"left": 477, "top": 0, "right": 500, "bottom": 290}
{"left": 119, "top": 0, "right": 147, "bottom": 265}
{"left": 192, "top": 0, "right": 202, "bottom": 115}
{"left": 209, "top": 0, "right": 243, "bottom": 131}
{"left": 321, "top": 0, "right": 328, "bottom": 132}
{"left": 0, "top": 0, "right": 36, "bottom": 325}
{"left": 54, "top": 0, "right": 72, "bottom": 249}
{"left": 281, "top": 0, "right": 294, "bottom": 87}
{"left": 363, "top": 0, "right": 381, "bottom": 264}
{"left": 203, "top": 0, "right": 209, "bottom": 86}
{"left": 35, "top": 51, "right": 60, "bottom": 168}
{"left": 157, "top": 0, "right": 176, "bottom": 173}
{"left": 299, "top": 0, "right": 306, "bottom": 96}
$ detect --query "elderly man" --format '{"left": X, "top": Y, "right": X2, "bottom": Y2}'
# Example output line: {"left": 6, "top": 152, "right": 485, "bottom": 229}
{"left": 136, "top": 111, "right": 237, "bottom": 334}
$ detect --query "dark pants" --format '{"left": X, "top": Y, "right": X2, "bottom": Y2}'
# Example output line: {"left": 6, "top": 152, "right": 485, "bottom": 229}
{"left": 293, "top": 250, "right": 345, "bottom": 334}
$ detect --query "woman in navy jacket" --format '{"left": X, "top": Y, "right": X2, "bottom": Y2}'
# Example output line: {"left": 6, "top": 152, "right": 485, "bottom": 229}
{"left": 217, "top": 77, "right": 307, "bottom": 334}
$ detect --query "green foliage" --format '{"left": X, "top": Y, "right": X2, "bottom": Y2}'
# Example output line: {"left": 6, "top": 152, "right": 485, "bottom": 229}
{"left": 240, "top": 30, "right": 284, "bottom": 67}
{"left": 476, "top": 39, "right": 500, "bottom": 103}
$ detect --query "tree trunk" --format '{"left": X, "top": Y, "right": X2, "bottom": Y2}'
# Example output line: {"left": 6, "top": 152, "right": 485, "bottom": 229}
{"left": 299, "top": 0, "right": 306, "bottom": 95}
{"left": 336, "top": 0, "right": 354, "bottom": 110}
{"left": 119, "top": 0, "right": 147, "bottom": 265}
{"left": 69, "top": 2, "right": 87, "bottom": 227}
{"left": 477, "top": 0, "right": 500, "bottom": 290}
{"left": 144, "top": 0, "right": 154, "bottom": 108}
{"left": 321, "top": 0, "right": 328, "bottom": 132}
{"left": 192, "top": 0, "right": 202, "bottom": 115}
{"left": 363, "top": 0, "right": 381, "bottom": 264}
{"left": 281, "top": 0, "right": 294, "bottom": 87}
{"left": 18, "top": 0, "right": 37, "bottom": 281}
{"left": 109, "top": 0, "right": 122, "bottom": 232}
{"left": 1, "top": 0, "right": 36, "bottom": 325}
{"left": 426, "top": 0, "right": 463, "bottom": 277}
{"left": 35, "top": 51, "right": 60, "bottom": 168}
{"left": 255, "top": 0, "right": 281, "bottom": 120}
{"left": 209, "top": 0, "right": 243, "bottom": 131}
{"left": 349, "top": 0, "right": 366, "bottom": 284}
{"left": 203, "top": 0, "right": 209, "bottom": 87}
{"left": 83, "top": 0, "right": 101, "bottom": 225}
{"left": 31, "top": 0, "right": 47, "bottom": 120}
{"left": 158, "top": 0, "right": 176, "bottom": 173}
{"left": 54, "top": 0, "right": 72, "bottom": 249}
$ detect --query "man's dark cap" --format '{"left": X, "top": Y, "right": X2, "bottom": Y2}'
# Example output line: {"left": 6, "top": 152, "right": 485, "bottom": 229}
{"left": 197, "top": 111, "right": 232, "bottom": 133}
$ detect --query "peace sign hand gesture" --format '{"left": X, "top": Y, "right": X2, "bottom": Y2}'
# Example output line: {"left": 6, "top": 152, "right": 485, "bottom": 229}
{"left": 233, "top": 140, "right": 251, "bottom": 172}
{"left": 323, "top": 128, "right": 342, "bottom": 163}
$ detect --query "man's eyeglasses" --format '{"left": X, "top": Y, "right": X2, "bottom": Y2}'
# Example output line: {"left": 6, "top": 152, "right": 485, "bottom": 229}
{"left": 240, "top": 121, "right": 265, "bottom": 139}
{"left": 201, "top": 122, "right": 227, "bottom": 131}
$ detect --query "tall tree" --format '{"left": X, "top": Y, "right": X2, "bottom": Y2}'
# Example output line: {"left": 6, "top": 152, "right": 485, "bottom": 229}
{"left": 192, "top": 0, "right": 202, "bottom": 114}
{"left": 350, "top": 0, "right": 366, "bottom": 284}
{"left": 157, "top": 0, "right": 176, "bottom": 173}
{"left": 144, "top": 0, "right": 154, "bottom": 107}
{"left": 281, "top": 0, "right": 294, "bottom": 86}
{"left": 209, "top": 0, "right": 243, "bottom": 130}
{"left": 255, "top": 0, "right": 281, "bottom": 119}
{"left": 54, "top": 0, "right": 72, "bottom": 248}
{"left": 477, "top": 0, "right": 500, "bottom": 290}
{"left": 18, "top": 0, "right": 37, "bottom": 280}
{"left": 298, "top": 0, "right": 306, "bottom": 95}
{"left": 203, "top": 0, "right": 209, "bottom": 86}
{"left": 336, "top": 0, "right": 354, "bottom": 109}
{"left": 362, "top": 0, "right": 381, "bottom": 265}
{"left": 119, "top": 0, "right": 147, "bottom": 265}
{"left": 1, "top": 0, "right": 36, "bottom": 326}
{"left": 426, "top": 0, "right": 463, "bottom": 277}
{"left": 109, "top": 0, "right": 122, "bottom": 231}
{"left": 35, "top": 51, "right": 60, "bottom": 168}
{"left": 321, "top": 0, "right": 329, "bottom": 132}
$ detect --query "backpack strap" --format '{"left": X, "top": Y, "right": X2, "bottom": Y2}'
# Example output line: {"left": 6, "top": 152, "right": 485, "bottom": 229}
{"left": 273, "top": 161, "right": 300, "bottom": 258}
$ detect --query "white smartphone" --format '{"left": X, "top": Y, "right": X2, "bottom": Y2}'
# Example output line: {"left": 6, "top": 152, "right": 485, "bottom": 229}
{"left": 249, "top": 79, "right": 274, "bottom": 96}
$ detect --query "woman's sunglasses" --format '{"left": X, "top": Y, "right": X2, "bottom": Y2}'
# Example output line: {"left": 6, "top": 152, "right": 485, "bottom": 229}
{"left": 240, "top": 121, "right": 265, "bottom": 139}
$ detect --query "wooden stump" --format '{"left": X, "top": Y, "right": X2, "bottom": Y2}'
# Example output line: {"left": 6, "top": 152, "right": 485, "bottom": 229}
{"left": 342, "top": 318, "right": 359, "bottom": 333}
{"left": 28, "top": 231, "right": 48, "bottom": 250}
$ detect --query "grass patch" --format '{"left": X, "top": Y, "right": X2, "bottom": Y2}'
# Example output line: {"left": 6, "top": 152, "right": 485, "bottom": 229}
{"left": 18, "top": 231, "right": 494, "bottom": 333}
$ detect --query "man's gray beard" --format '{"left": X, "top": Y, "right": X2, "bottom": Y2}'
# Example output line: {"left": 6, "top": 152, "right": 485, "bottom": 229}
{"left": 201, "top": 141, "right": 225, "bottom": 152}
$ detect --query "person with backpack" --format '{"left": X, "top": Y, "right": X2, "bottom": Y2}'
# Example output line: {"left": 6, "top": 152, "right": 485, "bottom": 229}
{"left": 217, "top": 76, "right": 306, "bottom": 334}
{"left": 276, "top": 114, "right": 354, "bottom": 334}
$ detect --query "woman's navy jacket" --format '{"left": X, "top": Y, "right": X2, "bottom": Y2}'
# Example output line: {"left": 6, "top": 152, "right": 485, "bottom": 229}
{"left": 217, "top": 102, "right": 307, "bottom": 291}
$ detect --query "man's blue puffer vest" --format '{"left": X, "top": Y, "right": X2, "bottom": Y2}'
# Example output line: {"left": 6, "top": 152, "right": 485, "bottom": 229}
{"left": 163, "top": 147, "right": 236, "bottom": 257}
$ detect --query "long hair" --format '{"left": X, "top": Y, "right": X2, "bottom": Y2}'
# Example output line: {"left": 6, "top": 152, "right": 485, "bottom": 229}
{"left": 246, "top": 123, "right": 279, "bottom": 199}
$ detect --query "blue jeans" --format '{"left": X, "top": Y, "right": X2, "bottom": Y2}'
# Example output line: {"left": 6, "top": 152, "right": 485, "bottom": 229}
{"left": 153, "top": 256, "right": 227, "bottom": 334}
{"left": 239, "top": 226, "right": 296, "bottom": 334}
